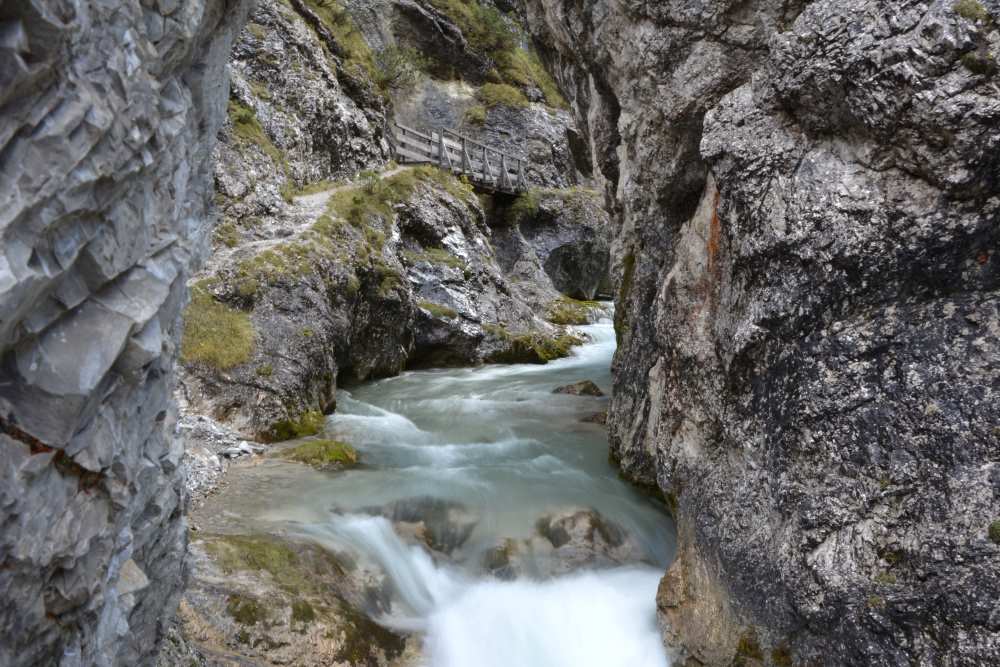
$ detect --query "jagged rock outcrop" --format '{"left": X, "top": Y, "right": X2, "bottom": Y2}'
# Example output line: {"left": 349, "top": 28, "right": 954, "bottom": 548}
{"left": 0, "top": 0, "right": 252, "bottom": 664}
{"left": 181, "top": 166, "right": 592, "bottom": 439}
{"left": 525, "top": 0, "right": 1000, "bottom": 664}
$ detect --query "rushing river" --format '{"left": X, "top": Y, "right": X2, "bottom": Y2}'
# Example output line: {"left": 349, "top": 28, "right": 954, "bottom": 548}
{"left": 215, "top": 316, "right": 676, "bottom": 666}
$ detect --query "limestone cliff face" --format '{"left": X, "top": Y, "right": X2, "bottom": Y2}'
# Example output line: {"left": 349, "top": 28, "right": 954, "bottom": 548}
{"left": 524, "top": 0, "right": 1000, "bottom": 664}
{"left": 0, "top": 0, "right": 251, "bottom": 664}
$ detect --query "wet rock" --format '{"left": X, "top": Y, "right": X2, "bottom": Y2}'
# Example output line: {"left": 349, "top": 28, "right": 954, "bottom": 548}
{"left": 581, "top": 411, "right": 608, "bottom": 425}
{"left": 363, "top": 497, "right": 480, "bottom": 555}
{"left": 0, "top": 0, "right": 252, "bottom": 664}
{"left": 553, "top": 380, "right": 604, "bottom": 397}
{"left": 525, "top": 0, "right": 1000, "bottom": 663}
{"left": 173, "top": 533, "right": 416, "bottom": 666}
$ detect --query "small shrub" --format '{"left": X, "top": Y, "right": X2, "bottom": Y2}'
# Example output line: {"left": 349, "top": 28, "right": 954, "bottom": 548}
{"left": 954, "top": 0, "right": 991, "bottom": 22}
{"left": 181, "top": 287, "right": 254, "bottom": 369}
{"left": 961, "top": 51, "right": 998, "bottom": 75}
{"left": 418, "top": 301, "right": 459, "bottom": 319}
{"left": 989, "top": 520, "right": 1000, "bottom": 544}
{"left": 478, "top": 82, "right": 530, "bottom": 109}
{"left": 373, "top": 46, "right": 427, "bottom": 93}
{"left": 465, "top": 104, "right": 488, "bottom": 125}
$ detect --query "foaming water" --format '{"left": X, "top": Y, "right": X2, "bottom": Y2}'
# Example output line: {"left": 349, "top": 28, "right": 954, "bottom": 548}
{"left": 236, "top": 314, "right": 674, "bottom": 666}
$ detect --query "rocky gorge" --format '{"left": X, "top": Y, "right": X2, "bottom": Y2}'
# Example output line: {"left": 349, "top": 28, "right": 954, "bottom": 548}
{"left": 1, "top": 0, "right": 997, "bottom": 666}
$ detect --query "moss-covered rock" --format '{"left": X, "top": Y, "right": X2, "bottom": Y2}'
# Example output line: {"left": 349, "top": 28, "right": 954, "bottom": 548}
{"left": 546, "top": 296, "right": 602, "bottom": 325}
{"left": 265, "top": 410, "right": 326, "bottom": 442}
{"left": 181, "top": 285, "right": 255, "bottom": 369}
{"left": 279, "top": 439, "right": 359, "bottom": 469}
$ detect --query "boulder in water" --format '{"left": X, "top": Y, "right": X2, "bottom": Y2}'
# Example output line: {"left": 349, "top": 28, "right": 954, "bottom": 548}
{"left": 553, "top": 380, "right": 605, "bottom": 396}
{"left": 362, "top": 497, "right": 479, "bottom": 555}
{"left": 581, "top": 411, "right": 608, "bottom": 425}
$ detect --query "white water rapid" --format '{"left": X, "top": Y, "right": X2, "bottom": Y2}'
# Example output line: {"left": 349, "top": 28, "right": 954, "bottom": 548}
{"left": 230, "top": 315, "right": 676, "bottom": 666}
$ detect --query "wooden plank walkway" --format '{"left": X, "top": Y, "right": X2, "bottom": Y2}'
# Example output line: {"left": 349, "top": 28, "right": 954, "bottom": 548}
{"left": 389, "top": 121, "right": 528, "bottom": 194}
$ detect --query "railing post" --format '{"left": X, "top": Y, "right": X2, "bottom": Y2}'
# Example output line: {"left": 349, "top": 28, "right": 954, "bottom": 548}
{"left": 439, "top": 132, "right": 453, "bottom": 169}
{"left": 461, "top": 136, "right": 472, "bottom": 175}
{"left": 499, "top": 154, "right": 511, "bottom": 192}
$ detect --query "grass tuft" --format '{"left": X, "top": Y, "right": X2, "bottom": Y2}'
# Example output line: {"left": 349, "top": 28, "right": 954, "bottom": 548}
{"left": 181, "top": 286, "right": 254, "bottom": 369}
{"left": 281, "top": 439, "right": 359, "bottom": 468}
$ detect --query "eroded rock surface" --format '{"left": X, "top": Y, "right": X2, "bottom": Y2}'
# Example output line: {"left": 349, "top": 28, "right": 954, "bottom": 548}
{"left": 0, "top": 0, "right": 252, "bottom": 664}
{"left": 525, "top": 0, "right": 1000, "bottom": 664}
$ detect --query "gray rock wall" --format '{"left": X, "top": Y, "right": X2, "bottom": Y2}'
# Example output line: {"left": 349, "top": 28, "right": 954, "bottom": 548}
{"left": 524, "top": 0, "right": 1000, "bottom": 664}
{"left": 0, "top": 0, "right": 251, "bottom": 664}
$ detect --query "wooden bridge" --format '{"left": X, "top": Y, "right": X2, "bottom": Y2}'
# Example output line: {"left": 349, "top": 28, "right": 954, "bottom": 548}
{"left": 389, "top": 121, "right": 528, "bottom": 194}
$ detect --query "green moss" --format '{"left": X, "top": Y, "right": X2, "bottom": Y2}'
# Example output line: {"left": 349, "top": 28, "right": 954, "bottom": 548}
{"left": 961, "top": 50, "right": 998, "bottom": 75}
{"left": 181, "top": 286, "right": 254, "bottom": 369}
{"left": 874, "top": 572, "right": 897, "bottom": 585}
{"left": 771, "top": 642, "right": 793, "bottom": 667}
{"left": 226, "top": 594, "right": 267, "bottom": 626}
{"left": 424, "top": 0, "right": 516, "bottom": 55}
{"left": 485, "top": 326, "right": 583, "bottom": 364}
{"left": 247, "top": 22, "right": 268, "bottom": 40}
{"left": 465, "top": 104, "right": 487, "bottom": 125}
{"left": 404, "top": 247, "right": 466, "bottom": 269}
{"left": 496, "top": 47, "right": 567, "bottom": 109}
{"left": 281, "top": 439, "right": 359, "bottom": 468}
{"left": 291, "top": 599, "right": 316, "bottom": 624}
{"left": 867, "top": 594, "right": 886, "bottom": 610}
{"left": 301, "top": 0, "right": 377, "bottom": 82}
{"left": 478, "top": 82, "right": 530, "bottom": 109}
{"left": 418, "top": 301, "right": 459, "bottom": 319}
{"left": 614, "top": 251, "right": 636, "bottom": 346}
{"left": 228, "top": 100, "right": 286, "bottom": 170}
{"left": 546, "top": 296, "right": 601, "bottom": 325}
{"left": 267, "top": 410, "right": 326, "bottom": 442}
{"left": 989, "top": 520, "right": 1000, "bottom": 544}
{"left": 256, "top": 364, "right": 274, "bottom": 377}
{"left": 954, "top": 0, "right": 991, "bottom": 22}
{"left": 506, "top": 189, "right": 541, "bottom": 226}
{"left": 334, "top": 602, "right": 406, "bottom": 664}
{"left": 734, "top": 630, "right": 764, "bottom": 665}
{"left": 204, "top": 534, "right": 343, "bottom": 598}
{"left": 215, "top": 221, "right": 239, "bottom": 248}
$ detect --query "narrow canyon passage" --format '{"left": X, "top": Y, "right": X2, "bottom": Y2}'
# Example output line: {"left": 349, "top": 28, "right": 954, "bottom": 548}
{"left": 193, "top": 315, "right": 675, "bottom": 666}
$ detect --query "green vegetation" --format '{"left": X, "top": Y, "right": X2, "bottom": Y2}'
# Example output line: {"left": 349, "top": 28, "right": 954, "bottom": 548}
{"left": 734, "top": 630, "right": 764, "bottom": 665}
{"left": 181, "top": 285, "right": 254, "bottom": 369}
{"left": 495, "top": 47, "right": 568, "bottom": 109}
{"left": 226, "top": 594, "right": 267, "bottom": 626}
{"left": 485, "top": 325, "right": 583, "bottom": 364}
{"left": 373, "top": 46, "right": 427, "bottom": 93}
{"left": 465, "top": 104, "right": 487, "bottom": 125}
{"left": 961, "top": 50, "right": 997, "bottom": 75}
{"left": 267, "top": 410, "right": 326, "bottom": 442}
{"left": 615, "top": 251, "right": 636, "bottom": 346}
{"left": 302, "top": 0, "right": 377, "bottom": 82}
{"left": 204, "top": 534, "right": 343, "bottom": 596}
{"left": 423, "top": 0, "right": 567, "bottom": 108}
{"left": 214, "top": 221, "right": 239, "bottom": 248}
{"left": 989, "top": 520, "right": 1000, "bottom": 544}
{"left": 228, "top": 100, "right": 286, "bottom": 170}
{"left": 546, "top": 296, "right": 602, "bottom": 325}
{"left": 478, "top": 82, "right": 529, "bottom": 109}
{"left": 954, "top": 0, "right": 991, "bottom": 22}
{"left": 874, "top": 572, "right": 897, "bottom": 585}
{"left": 403, "top": 247, "right": 466, "bottom": 269}
{"left": 771, "top": 643, "right": 794, "bottom": 667}
{"left": 291, "top": 599, "right": 316, "bottom": 624}
{"left": 506, "top": 189, "right": 541, "bottom": 225}
{"left": 256, "top": 364, "right": 274, "bottom": 377}
{"left": 329, "top": 166, "right": 474, "bottom": 229}
{"left": 418, "top": 301, "right": 459, "bottom": 319}
{"left": 247, "top": 22, "right": 268, "bottom": 40}
{"left": 280, "top": 439, "right": 359, "bottom": 468}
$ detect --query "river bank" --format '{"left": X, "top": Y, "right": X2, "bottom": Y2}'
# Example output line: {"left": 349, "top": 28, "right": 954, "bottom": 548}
{"left": 164, "top": 316, "right": 676, "bottom": 666}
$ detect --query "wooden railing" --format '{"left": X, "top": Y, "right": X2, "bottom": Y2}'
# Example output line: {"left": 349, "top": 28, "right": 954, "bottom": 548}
{"left": 389, "top": 121, "right": 528, "bottom": 194}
